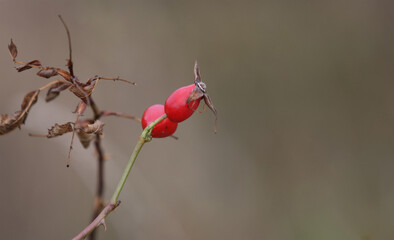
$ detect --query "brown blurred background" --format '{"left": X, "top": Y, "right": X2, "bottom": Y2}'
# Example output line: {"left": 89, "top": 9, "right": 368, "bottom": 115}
{"left": 1, "top": 0, "right": 394, "bottom": 239}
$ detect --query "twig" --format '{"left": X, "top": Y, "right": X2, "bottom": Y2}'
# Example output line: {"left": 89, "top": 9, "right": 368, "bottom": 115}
{"left": 67, "top": 114, "right": 80, "bottom": 167}
{"left": 39, "top": 80, "right": 64, "bottom": 91}
{"left": 73, "top": 114, "right": 168, "bottom": 239}
{"left": 58, "top": 15, "right": 74, "bottom": 77}
{"left": 100, "top": 110, "right": 141, "bottom": 122}
{"left": 98, "top": 76, "right": 136, "bottom": 86}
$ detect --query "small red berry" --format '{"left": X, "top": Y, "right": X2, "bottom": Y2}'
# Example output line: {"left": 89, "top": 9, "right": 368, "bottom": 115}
{"left": 142, "top": 104, "right": 178, "bottom": 138}
{"left": 165, "top": 84, "right": 201, "bottom": 123}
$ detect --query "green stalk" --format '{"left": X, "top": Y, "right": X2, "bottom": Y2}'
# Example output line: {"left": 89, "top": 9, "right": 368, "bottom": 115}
{"left": 110, "top": 114, "right": 167, "bottom": 204}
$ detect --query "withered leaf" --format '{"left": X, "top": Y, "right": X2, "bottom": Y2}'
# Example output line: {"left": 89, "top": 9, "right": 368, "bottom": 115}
{"left": 47, "top": 122, "right": 73, "bottom": 138}
{"left": 69, "top": 81, "right": 96, "bottom": 103}
{"left": 16, "top": 60, "right": 42, "bottom": 72}
{"left": 8, "top": 39, "right": 17, "bottom": 60}
{"left": 82, "top": 120, "right": 104, "bottom": 134}
{"left": 0, "top": 90, "right": 39, "bottom": 135}
{"left": 74, "top": 101, "right": 87, "bottom": 115}
{"left": 45, "top": 82, "right": 70, "bottom": 102}
{"left": 21, "top": 90, "right": 39, "bottom": 109}
{"left": 37, "top": 68, "right": 58, "bottom": 78}
{"left": 57, "top": 68, "right": 71, "bottom": 82}
{"left": 75, "top": 120, "right": 104, "bottom": 148}
{"left": 76, "top": 130, "right": 94, "bottom": 148}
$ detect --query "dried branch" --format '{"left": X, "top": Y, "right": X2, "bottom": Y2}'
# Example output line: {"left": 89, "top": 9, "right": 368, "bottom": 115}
{"left": 5, "top": 16, "right": 143, "bottom": 240}
{"left": 97, "top": 76, "right": 136, "bottom": 86}
{"left": 87, "top": 96, "right": 105, "bottom": 240}
{"left": 90, "top": 134, "right": 105, "bottom": 240}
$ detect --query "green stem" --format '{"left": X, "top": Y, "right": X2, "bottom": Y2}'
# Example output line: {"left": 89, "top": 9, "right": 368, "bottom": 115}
{"left": 110, "top": 113, "right": 167, "bottom": 204}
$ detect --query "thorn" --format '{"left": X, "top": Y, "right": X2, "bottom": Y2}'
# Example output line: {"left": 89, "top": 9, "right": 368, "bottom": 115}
{"left": 99, "top": 219, "right": 107, "bottom": 231}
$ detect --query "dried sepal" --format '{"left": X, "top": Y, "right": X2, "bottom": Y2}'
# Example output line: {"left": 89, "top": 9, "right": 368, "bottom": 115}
{"left": 47, "top": 122, "right": 73, "bottom": 138}
{"left": 189, "top": 60, "right": 217, "bottom": 133}
{"left": 16, "top": 60, "right": 42, "bottom": 72}
{"left": 8, "top": 39, "right": 17, "bottom": 60}
{"left": 45, "top": 82, "right": 71, "bottom": 102}
{"left": 194, "top": 60, "right": 201, "bottom": 83}
{"left": 0, "top": 90, "right": 39, "bottom": 135}
{"left": 203, "top": 94, "right": 217, "bottom": 133}
{"left": 187, "top": 86, "right": 205, "bottom": 105}
{"left": 37, "top": 68, "right": 58, "bottom": 78}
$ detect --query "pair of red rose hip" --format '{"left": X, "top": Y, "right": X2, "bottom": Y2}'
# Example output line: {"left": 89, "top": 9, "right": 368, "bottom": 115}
{"left": 141, "top": 61, "right": 217, "bottom": 138}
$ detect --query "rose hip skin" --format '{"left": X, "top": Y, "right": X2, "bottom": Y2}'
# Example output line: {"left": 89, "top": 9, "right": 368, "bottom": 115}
{"left": 141, "top": 104, "right": 178, "bottom": 138}
{"left": 165, "top": 84, "right": 201, "bottom": 123}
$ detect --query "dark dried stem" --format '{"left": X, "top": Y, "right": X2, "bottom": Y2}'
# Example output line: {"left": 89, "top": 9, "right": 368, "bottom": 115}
{"left": 88, "top": 96, "right": 105, "bottom": 240}
{"left": 89, "top": 97, "right": 101, "bottom": 119}
{"left": 58, "top": 15, "right": 74, "bottom": 77}
{"left": 89, "top": 132, "right": 105, "bottom": 240}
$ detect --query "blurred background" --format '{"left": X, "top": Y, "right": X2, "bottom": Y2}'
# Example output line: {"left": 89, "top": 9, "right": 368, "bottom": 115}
{"left": 0, "top": 0, "right": 394, "bottom": 239}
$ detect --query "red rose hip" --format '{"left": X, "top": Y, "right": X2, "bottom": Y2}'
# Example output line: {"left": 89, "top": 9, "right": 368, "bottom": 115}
{"left": 165, "top": 84, "right": 201, "bottom": 123}
{"left": 142, "top": 104, "right": 178, "bottom": 138}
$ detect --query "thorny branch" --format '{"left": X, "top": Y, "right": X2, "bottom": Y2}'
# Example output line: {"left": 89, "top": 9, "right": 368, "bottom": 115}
{"left": 72, "top": 201, "right": 121, "bottom": 240}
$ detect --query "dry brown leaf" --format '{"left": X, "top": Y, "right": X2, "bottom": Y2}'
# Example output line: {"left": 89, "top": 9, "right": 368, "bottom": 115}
{"left": 74, "top": 101, "right": 87, "bottom": 115}
{"left": 69, "top": 81, "right": 96, "bottom": 103}
{"left": 8, "top": 39, "right": 17, "bottom": 60}
{"left": 45, "top": 82, "right": 70, "bottom": 102}
{"left": 47, "top": 122, "right": 73, "bottom": 138}
{"left": 56, "top": 68, "right": 72, "bottom": 82}
{"left": 16, "top": 60, "right": 41, "bottom": 72}
{"left": 37, "top": 68, "right": 58, "bottom": 78}
{"left": 83, "top": 120, "right": 104, "bottom": 134}
{"left": 75, "top": 120, "right": 104, "bottom": 148}
{"left": 0, "top": 90, "right": 39, "bottom": 135}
